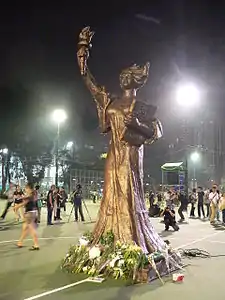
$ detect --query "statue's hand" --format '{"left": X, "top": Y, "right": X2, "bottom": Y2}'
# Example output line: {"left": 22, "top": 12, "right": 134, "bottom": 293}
{"left": 124, "top": 116, "right": 140, "bottom": 128}
{"left": 77, "top": 27, "right": 94, "bottom": 76}
{"left": 78, "top": 26, "right": 94, "bottom": 48}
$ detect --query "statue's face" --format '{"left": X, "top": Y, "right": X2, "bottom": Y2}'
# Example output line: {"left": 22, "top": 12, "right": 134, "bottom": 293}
{"left": 119, "top": 63, "right": 150, "bottom": 90}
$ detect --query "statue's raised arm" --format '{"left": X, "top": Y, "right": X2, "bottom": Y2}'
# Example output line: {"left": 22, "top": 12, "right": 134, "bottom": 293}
{"left": 77, "top": 27, "right": 111, "bottom": 133}
{"left": 77, "top": 27, "right": 94, "bottom": 76}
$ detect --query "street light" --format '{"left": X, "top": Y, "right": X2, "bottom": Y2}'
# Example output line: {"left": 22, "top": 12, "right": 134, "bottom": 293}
{"left": 0, "top": 148, "right": 8, "bottom": 154}
{"left": 176, "top": 83, "right": 200, "bottom": 196}
{"left": 190, "top": 151, "right": 200, "bottom": 163}
{"left": 52, "top": 109, "right": 67, "bottom": 186}
{"left": 66, "top": 141, "right": 73, "bottom": 150}
{"left": 176, "top": 83, "right": 200, "bottom": 107}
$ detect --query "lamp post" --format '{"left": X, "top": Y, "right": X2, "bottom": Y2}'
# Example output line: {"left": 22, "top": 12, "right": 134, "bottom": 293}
{"left": 176, "top": 83, "right": 200, "bottom": 196}
{"left": 52, "top": 109, "right": 67, "bottom": 186}
{"left": 190, "top": 151, "right": 200, "bottom": 188}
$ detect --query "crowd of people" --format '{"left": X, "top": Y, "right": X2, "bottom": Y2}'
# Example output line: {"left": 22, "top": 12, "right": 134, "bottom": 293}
{"left": 1, "top": 181, "right": 225, "bottom": 248}
{"left": 148, "top": 184, "right": 225, "bottom": 231}
{"left": 0, "top": 182, "right": 86, "bottom": 249}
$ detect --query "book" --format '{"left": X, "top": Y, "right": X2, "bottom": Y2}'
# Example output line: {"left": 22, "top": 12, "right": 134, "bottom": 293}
{"left": 121, "top": 100, "right": 157, "bottom": 147}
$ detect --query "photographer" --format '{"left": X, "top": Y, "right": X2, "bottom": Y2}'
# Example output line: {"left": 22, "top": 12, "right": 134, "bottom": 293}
{"left": 73, "top": 184, "right": 85, "bottom": 222}
{"left": 161, "top": 206, "right": 179, "bottom": 231}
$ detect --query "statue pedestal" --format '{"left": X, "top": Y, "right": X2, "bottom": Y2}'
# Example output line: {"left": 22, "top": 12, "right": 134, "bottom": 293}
{"left": 134, "top": 252, "right": 182, "bottom": 283}
{"left": 148, "top": 252, "right": 182, "bottom": 282}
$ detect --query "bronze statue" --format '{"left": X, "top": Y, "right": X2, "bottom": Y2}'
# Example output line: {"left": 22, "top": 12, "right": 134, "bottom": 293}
{"left": 77, "top": 27, "right": 165, "bottom": 253}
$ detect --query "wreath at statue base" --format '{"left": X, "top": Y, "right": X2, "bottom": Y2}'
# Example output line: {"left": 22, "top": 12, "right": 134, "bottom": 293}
{"left": 61, "top": 231, "right": 182, "bottom": 284}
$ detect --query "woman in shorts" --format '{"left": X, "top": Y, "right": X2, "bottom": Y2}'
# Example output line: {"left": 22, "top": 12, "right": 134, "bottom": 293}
{"left": 14, "top": 183, "right": 39, "bottom": 250}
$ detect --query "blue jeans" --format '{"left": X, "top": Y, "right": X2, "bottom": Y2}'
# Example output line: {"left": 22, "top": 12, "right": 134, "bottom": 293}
{"left": 217, "top": 209, "right": 220, "bottom": 221}
{"left": 222, "top": 209, "right": 225, "bottom": 223}
{"left": 47, "top": 207, "right": 53, "bottom": 224}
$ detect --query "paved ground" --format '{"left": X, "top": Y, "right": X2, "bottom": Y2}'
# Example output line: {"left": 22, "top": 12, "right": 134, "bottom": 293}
{"left": 0, "top": 200, "right": 225, "bottom": 300}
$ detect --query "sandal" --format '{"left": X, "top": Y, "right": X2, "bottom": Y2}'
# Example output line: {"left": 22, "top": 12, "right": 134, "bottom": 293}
{"left": 29, "top": 246, "right": 40, "bottom": 251}
{"left": 17, "top": 242, "right": 23, "bottom": 248}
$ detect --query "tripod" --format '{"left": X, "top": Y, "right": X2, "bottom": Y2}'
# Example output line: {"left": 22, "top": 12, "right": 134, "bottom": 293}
{"left": 67, "top": 199, "right": 92, "bottom": 223}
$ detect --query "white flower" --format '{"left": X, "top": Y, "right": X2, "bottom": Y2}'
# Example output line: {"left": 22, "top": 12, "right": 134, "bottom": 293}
{"left": 109, "top": 256, "right": 120, "bottom": 268}
{"left": 79, "top": 237, "right": 89, "bottom": 246}
{"left": 82, "top": 266, "right": 88, "bottom": 272}
{"left": 118, "top": 259, "right": 124, "bottom": 267}
{"left": 89, "top": 246, "right": 101, "bottom": 259}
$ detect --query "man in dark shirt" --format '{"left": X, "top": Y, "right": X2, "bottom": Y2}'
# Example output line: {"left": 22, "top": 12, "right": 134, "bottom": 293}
{"left": 46, "top": 185, "right": 55, "bottom": 225}
{"left": 162, "top": 207, "right": 179, "bottom": 231}
{"left": 178, "top": 191, "right": 188, "bottom": 222}
{"left": 73, "top": 184, "right": 85, "bottom": 222}
{"left": 197, "top": 187, "right": 205, "bottom": 218}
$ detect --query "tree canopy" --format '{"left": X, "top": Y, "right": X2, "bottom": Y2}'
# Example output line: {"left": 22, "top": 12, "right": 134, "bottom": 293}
{"left": 0, "top": 83, "right": 53, "bottom": 183}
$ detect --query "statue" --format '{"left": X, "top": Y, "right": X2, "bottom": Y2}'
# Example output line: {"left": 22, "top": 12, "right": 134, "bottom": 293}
{"left": 77, "top": 27, "right": 165, "bottom": 254}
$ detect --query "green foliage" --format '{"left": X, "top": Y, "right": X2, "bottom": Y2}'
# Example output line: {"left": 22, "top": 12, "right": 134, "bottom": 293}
{"left": 99, "top": 230, "right": 114, "bottom": 247}
{"left": 61, "top": 231, "right": 156, "bottom": 282}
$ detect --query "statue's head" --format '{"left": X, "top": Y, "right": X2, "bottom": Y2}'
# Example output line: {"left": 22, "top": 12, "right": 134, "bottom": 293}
{"left": 119, "top": 62, "right": 150, "bottom": 90}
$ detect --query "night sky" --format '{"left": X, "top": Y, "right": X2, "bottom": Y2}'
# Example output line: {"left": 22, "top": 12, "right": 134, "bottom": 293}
{"left": 0, "top": 1, "right": 225, "bottom": 179}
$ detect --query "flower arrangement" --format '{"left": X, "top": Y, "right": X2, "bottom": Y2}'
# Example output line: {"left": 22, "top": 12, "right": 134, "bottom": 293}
{"left": 61, "top": 230, "right": 175, "bottom": 283}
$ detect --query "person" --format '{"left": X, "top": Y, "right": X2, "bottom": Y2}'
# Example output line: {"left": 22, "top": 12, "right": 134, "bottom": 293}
{"left": 161, "top": 206, "right": 179, "bottom": 231}
{"left": 149, "top": 191, "right": 154, "bottom": 208}
{"left": 60, "top": 187, "right": 67, "bottom": 212}
{"left": 219, "top": 192, "right": 225, "bottom": 225}
{"left": 34, "top": 185, "right": 42, "bottom": 223}
{"left": 0, "top": 183, "right": 15, "bottom": 220}
{"left": 209, "top": 185, "right": 220, "bottom": 224}
{"left": 204, "top": 189, "right": 211, "bottom": 219}
{"left": 73, "top": 184, "right": 85, "bottom": 222}
{"left": 189, "top": 188, "right": 197, "bottom": 217}
{"left": 178, "top": 191, "right": 188, "bottom": 222}
{"left": 15, "top": 183, "right": 39, "bottom": 250}
{"left": 46, "top": 185, "right": 55, "bottom": 225}
{"left": 53, "top": 187, "right": 62, "bottom": 221}
{"left": 13, "top": 185, "right": 24, "bottom": 222}
{"left": 197, "top": 187, "right": 205, "bottom": 218}
{"left": 165, "top": 191, "right": 175, "bottom": 210}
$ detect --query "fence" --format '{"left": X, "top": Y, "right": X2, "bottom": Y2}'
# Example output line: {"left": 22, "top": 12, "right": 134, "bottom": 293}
{"left": 69, "top": 168, "right": 104, "bottom": 199}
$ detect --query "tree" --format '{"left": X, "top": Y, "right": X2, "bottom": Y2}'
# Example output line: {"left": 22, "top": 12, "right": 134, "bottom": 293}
{"left": 0, "top": 83, "right": 54, "bottom": 183}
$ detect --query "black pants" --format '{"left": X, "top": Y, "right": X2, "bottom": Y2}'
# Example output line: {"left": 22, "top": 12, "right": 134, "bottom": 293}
{"left": 198, "top": 202, "right": 205, "bottom": 218}
{"left": 56, "top": 207, "right": 61, "bottom": 220}
{"left": 190, "top": 203, "right": 195, "bottom": 217}
{"left": 164, "top": 217, "right": 179, "bottom": 231}
{"left": 205, "top": 203, "right": 210, "bottom": 218}
{"left": 178, "top": 205, "right": 187, "bottom": 220}
{"left": 1, "top": 201, "right": 13, "bottom": 219}
{"left": 74, "top": 203, "right": 85, "bottom": 221}
{"left": 47, "top": 206, "right": 53, "bottom": 225}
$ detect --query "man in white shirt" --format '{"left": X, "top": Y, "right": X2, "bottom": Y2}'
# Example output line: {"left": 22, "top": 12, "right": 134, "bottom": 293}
{"left": 209, "top": 185, "right": 220, "bottom": 224}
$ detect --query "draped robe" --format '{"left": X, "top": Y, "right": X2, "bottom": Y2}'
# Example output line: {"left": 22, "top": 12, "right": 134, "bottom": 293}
{"left": 83, "top": 71, "right": 165, "bottom": 253}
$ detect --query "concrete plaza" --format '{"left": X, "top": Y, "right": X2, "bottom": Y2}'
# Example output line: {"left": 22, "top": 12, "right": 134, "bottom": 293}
{"left": 0, "top": 201, "right": 225, "bottom": 300}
